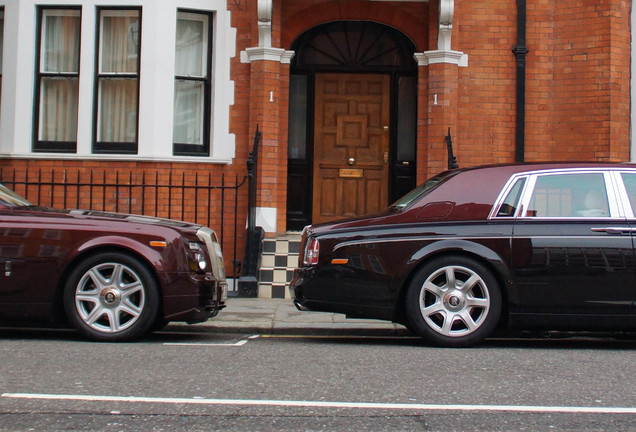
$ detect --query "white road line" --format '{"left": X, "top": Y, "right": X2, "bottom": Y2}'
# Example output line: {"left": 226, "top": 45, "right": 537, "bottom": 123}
{"left": 3, "top": 393, "right": 636, "bottom": 414}
{"left": 163, "top": 339, "right": 249, "bottom": 347}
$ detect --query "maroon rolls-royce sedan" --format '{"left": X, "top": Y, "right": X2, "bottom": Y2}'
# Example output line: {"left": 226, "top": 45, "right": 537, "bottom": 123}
{"left": 0, "top": 184, "right": 227, "bottom": 341}
{"left": 291, "top": 163, "right": 636, "bottom": 347}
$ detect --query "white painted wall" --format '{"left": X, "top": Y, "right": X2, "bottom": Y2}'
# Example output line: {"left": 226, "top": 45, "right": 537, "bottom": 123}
{"left": 0, "top": 0, "right": 235, "bottom": 163}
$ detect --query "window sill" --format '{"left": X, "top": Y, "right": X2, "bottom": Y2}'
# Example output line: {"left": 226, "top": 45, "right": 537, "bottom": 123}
{"left": 0, "top": 152, "right": 233, "bottom": 165}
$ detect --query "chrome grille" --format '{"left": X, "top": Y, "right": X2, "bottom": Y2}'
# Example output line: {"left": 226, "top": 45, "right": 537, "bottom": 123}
{"left": 196, "top": 227, "right": 228, "bottom": 300}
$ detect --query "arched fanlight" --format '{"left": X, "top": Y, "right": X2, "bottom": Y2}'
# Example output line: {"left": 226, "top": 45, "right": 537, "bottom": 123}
{"left": 292, "top": 21, "right": 416, "bottom": 72}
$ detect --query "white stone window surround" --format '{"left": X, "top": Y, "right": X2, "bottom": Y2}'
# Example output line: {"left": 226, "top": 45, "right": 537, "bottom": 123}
{"left": 0, "top": 0, "right": 236, "bottom": 164}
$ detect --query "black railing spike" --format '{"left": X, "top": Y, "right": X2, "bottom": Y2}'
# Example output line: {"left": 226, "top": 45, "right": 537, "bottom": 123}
{"left": 446, "top": 127, "right": 459, "bottom": 170}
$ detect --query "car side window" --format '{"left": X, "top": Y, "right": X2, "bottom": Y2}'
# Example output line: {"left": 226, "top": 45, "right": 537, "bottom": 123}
{"left": 620, "top": 173, "right": 636, "bottom": 214}
{"left": 496, "top": 178, "right": 526, "bottom": 217}
{"left": 526, "top": 173, "right": 609, "bottom": 218}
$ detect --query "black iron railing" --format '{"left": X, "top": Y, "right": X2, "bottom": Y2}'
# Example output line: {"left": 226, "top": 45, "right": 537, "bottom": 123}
{"left": 1, "top": 167, "right": 246, "bottom": 279}
{"left": 238, "top": 126, "right": 263, "bottom": 297}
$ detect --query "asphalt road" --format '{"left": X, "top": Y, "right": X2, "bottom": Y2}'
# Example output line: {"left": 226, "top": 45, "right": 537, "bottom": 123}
{"left": 1, "top": 328, "right": 635, "bottom": 431}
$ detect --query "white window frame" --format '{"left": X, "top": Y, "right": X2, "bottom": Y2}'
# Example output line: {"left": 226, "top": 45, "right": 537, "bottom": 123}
{"left": 173, "top": 10, "right": 212, "bottom": 156}
{"left": 34, "top": 7, "right": 81, "bottom": 152}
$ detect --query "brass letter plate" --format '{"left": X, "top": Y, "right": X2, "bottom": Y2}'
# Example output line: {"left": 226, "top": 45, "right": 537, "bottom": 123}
{"left": 339, "top": 168, "right": 363, "bottom": 178}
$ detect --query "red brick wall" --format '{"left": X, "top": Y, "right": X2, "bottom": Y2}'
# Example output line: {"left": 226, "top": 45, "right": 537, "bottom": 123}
{"left": 525, "top": 0, "right": 630, "bottom": 162}
{"left": 455, "top": 0, "right": 518, "bottom": 167}
{"left": 280, "top": 0, "right": 429, "bottom": 50}
{"left": 452, "top": 0, "right": 630, "bottom": 171}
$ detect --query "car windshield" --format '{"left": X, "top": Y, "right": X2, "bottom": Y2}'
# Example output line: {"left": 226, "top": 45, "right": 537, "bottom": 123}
{"left": 0, "top": 184, "right": 33, "bottom": 207}
{"left": 391, "top": 170, "right": 459, "bottom": 209}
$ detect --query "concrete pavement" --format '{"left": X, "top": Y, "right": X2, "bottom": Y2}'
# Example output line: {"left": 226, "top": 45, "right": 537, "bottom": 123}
{"left": 167, "top": 298, "right": 410, "bottom": 336}
{"left": 163, "top": 298, "right": 636, "bottom": 342}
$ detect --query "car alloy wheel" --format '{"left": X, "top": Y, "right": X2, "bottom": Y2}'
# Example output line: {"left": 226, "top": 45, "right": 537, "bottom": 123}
{"left": 406, "top": 256, "right": 501, "bottom": 347}
{"left": 64, "top": 253, "right": 159, "bottom": 341}
{"left": 419, "top": 265, "right": 490, "bottom": 337}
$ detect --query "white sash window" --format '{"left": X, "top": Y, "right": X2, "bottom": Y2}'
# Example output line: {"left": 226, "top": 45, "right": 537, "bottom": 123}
{"left": 94, "top": 8, "right": 141, "bottom": 154}
{"left": 173, "top": 11, "right": 212, "bottom": 156}
{"left": 34, "top": 8, "right": 81, "bottom": 152}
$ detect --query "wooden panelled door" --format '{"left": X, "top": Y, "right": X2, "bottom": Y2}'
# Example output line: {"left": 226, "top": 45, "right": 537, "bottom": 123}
{"left": 313, "top": 73, "right": 390, "bottom": 224}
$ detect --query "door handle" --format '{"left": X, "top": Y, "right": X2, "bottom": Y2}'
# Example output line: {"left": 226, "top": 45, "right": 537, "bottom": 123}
{"left": 347, "top": 157, "right": 356, "bottom": 166}
{"left": 591, "top": 227, "right": 633, "bottom": 234}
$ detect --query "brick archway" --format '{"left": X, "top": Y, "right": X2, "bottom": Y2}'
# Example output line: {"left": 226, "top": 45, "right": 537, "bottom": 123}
{"left": 281, "top": 1, "right": 428, "bottom": 51}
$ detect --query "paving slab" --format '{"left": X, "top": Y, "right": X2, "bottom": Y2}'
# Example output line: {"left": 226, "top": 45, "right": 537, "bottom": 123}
{"left": 166, "top": 298, "right": 410, "bottom": 336}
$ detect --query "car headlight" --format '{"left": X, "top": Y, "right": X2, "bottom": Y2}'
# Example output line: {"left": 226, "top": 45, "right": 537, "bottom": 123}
{"left": 188, "top": 241, "right": 208, "bottom": 272}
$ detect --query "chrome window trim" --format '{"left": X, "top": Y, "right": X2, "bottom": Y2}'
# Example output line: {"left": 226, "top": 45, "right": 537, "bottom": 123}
{"left": 604, "top": 171, "right": 621, "bottom": 217}
{"left": 488, "top": 174, "right": 529, "bottom": 219}
{"left": 517, "top": 174, "right": 537, "bottom": 218}
{"left": 490, "top": 167, "right": 636, "bottom": 221}
{"left": 613, "top": 171, "right": 636, "bottom": 219}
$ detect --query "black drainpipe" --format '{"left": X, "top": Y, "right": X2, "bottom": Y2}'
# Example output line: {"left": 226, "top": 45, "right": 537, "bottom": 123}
{"left": 512, "top": 0, "right": 529, "bottom": 163}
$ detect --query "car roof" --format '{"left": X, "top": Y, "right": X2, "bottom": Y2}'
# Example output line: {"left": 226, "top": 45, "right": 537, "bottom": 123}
{"left": 419, "top": 162, "right": 636, "bottom": 221}
{"left": 456, "top": 161, "right": 636, "bottom": 175}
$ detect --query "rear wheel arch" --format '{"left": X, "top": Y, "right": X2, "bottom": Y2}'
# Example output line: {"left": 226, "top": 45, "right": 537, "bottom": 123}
{"left": 394, "top": 248, "right": 511, "bottom": 330}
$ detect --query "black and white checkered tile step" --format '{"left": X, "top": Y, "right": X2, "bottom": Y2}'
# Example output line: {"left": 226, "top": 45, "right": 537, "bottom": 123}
{"left": 258, "top": 235, "right": 301, "bottom": 299}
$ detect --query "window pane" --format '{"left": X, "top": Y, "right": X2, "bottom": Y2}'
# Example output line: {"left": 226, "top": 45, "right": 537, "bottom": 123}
{"left": 0, "top": 10, "right": 4, "bottom": 75}
{"left": 620, "top": 173, "right": 636, "bottom": 214}
{"left": 288, "top": 74, "right": 307, "bottom": 159}
{"left": 100, "top": 10, "right": 139, "bottom": 73}
{"left": 496, "top": 178, "right": 526, "bottom": 217}
{"left": 173, "top": 80, "right": 204, "bottom": 145}
{"left": 41, "top": 10, "right": 80, "bottom": 73}
{"left": 397, "top": 76, "right": 416, "bottom": 161}
{"left": 528, "top": 173, "right": 608, "bottom": 218}
{"left": 39, "top": 77, "right": 78, "bottom": 141}
{"left": 175, "top": 13, "right": 207, "bottom": 77}
{"left": 0, "top": 9, "right": 4, "bottom": 109}
{"left": 172, "top": 10, "right": 211, "bottom": 155}
{"left": 97, "top": 78, "right": 138, "bottom": 142}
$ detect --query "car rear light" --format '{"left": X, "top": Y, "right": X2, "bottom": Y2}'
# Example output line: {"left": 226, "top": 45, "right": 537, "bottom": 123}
{"left": 304, "top": 238, "right": 320, "bottom": 266}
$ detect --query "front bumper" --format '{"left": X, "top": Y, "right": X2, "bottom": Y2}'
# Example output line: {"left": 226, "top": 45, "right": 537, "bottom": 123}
{"left": 160, "top": 272, "right": 227, "bottom": 323}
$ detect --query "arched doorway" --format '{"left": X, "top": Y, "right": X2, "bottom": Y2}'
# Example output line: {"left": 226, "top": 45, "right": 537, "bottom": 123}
{"left": 286, "top": 21, "right": 417, "bottom": 230}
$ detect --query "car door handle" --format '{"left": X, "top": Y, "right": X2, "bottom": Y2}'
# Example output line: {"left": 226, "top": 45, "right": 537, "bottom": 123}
{"left": 591, "top": 227, "right": 634, "bottom": 234}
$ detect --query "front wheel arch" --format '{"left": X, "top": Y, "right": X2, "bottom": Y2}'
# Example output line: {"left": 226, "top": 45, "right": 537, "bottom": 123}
{"left": 62, "top": 250, "right": 161, "bottom": 341}
{"left": 54, "top": 246, "right": 164, "bottom": 321}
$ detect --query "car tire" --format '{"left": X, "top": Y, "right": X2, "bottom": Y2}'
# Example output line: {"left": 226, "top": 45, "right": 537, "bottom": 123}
{"left": 63, "top": 252, "right": 160, "bottom": 342}
{"left": 405, "top": 256, "right": 501, "bottom": 348}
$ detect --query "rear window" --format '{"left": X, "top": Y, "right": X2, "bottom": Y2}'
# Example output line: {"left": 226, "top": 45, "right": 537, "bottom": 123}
{"left": 391, "top": 170, "right": 459, "bottom": 209}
